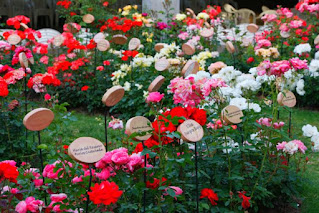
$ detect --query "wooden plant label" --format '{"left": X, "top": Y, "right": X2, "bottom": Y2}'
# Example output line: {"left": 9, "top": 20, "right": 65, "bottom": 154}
{"left": 154, "top": 43, "right": 165, "bottom": 52}
{"left": 185, "top": 8, "right": 196, "bottom": 18}
{"left": 200, "top": 28, "right": 214, "bottom": 38}
{"left": 23, "top": 108, "right": 54, "bottom": 131}
{"left": 225, "top": 41, "right": 235, "bottom": 54}
{"left": 94, "top": 32, "right": 105, "bottom": 43}
{"left": 314, "top": 35, "right": 319, "bottom": 45}
{"left": 19, "top": 52, "right": 29, "bottom": 68}
{"left": 68, "top": 137, "right": 106, "bottom": 164}
{"left": 102, "top": 86, "right": 125, "bottom": 107}
{"left": 221, "top": 105, "right": 243, "bottom": 124}
{"left": 97, "top": 39, "right": 110, "bottom": 51}
{"left": 53, "top": 35, "right": 64, "bottom": 47}
{"left": 181, "top": 60, "right": 199, "bottom": 77}
{"left": 148, "top": 75, "right": 165, "bottom": 92}
{"left": 246, "top": 24, "right": 259, "bottom": 33}
{"left": 111, "top": 35, "right": 128, "bottom": 45}
{"left": 182, "top": 43, "right": 195, "bottom": 55}
{"left": 277, "top": 91, "right": 296, "bottom": 108}
{"left": 67, "top": 23, "right": 78, "bottom": 34}
{"left": 155, "top": 58, "right": 170, "bottom": 71}
{"left": 28, "top": 56, "right": 35, "bottom": 65}
{"left": 177, "top": 119, "right": 204, "bottom": 143}
{"left": 125, "top": 116, "right": 153, "bottom": 141}
{"left": 7, "top": 34, "right": 21, "bottom": 45}
{"left": 280, "top": 31, "right": 290, "bottom": 38}
{"left": 20, "top": 23, "right": 29, "bottom": 29}
{"left": 83, "top": 14, "right": 95, "bottom": 24}
{"left": 128, "top": 38, "right": 141, "bottom": 50}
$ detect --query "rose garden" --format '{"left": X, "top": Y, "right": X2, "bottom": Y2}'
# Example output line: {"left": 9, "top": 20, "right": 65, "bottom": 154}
{"left": 1, "top": 0, "right": 319, "bottom": 212}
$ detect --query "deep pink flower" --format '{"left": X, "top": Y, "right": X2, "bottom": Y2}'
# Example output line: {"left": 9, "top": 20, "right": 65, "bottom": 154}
{"left": 146, "top": 92, "right": 164, "bottom": 103}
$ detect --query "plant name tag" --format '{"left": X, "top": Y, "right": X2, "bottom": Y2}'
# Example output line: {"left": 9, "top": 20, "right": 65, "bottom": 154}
{"left": 102, "top": 86, "right": 125, "bottom": 107}
{"left": 178, "top": 119, "right": 204, "bottom": 142}
{"left": 126, "top": 116, "right": 153, "bottom": 141}
{"left": 222, "top": 105, "right": 243, "bottom": 124}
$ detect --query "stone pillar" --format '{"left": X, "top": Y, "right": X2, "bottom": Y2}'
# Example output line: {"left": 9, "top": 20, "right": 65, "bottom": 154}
{"left": 142, "top": 0, "right": 180, "bottom": 22}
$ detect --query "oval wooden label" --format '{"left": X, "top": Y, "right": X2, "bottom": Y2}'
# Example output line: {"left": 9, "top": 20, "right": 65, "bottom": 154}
{"left": 246, "top": 24, "right": 259, "bottom": 33}
{"left": 181, "top": 60, "right": 199, "bottom": 77}
{"left": 83, "top": 14, "right": 95, "bottom": 24}
{"left": 314, "top": 35, "right": 319, "bottom": 45}
{"left": 128, "top": 38, "right": 141, "bottom": 50}
{"left": 112, "top": 35, "right": 128, "bottom": 45}
{"left": 19, "top": 52, "right": 29, "bottom": 68}
{"left": 182, "top": 43, "right": 195, "bottom": 55}
{"left": 7, "top": 34, "right": 21, "bottom": 45}
{"left": 280, "top": 31, "right": 290, "bottom": 38}
{"left": 225, "top": 41, "right": 235, "bottom": 54}
{"left": 221, "top": 105, "right": 243, "bottom": 124}
{"left": 20, "top": 23, "right": 29, "bottom": 30}
{"left": 277, "top": 91, "right": 296, "bottom": 108}
{"left": 200, "top": 28, "right": 214, "bottom": 38}
{"left": 28, "top": 56, "right": 35, "bottom": 65}
{"left": 148, "top": 75, "right": 165, "bottom": 92}
{"left": 97, "top": 39, "right": 110, "bottom": 51}
{"left": 155, "top": 58, "right": 170, "bottom": 71}
{"left": 185, "top": 8, "right": 196, "bottom": 18}
{"left": 68, "top": 137, "right": 106, "bottom": 164}
{"left": 53, "top": 35, "right": 64, "bottom": 47}
{"left": 23, "top": 108, "right": 54, "bottom": 131}
{"left": 154, "top": 43, "right": 165, "bottom": 52}
{"left": 177, "top": 119, "right": 204, "bottom": 143}
{"left": 102, "top": 86, "right": 125, "bottom": 107}
{"left": 126, "top": 116, "right": 153, "bottom": 141}
{"left": 93, "top": 32, "right": 105, "bottom": 43}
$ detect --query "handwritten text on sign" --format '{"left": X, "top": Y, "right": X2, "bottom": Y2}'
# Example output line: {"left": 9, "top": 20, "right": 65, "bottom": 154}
{"left": 72, "top": 144, "right": 104, "bottom": 156}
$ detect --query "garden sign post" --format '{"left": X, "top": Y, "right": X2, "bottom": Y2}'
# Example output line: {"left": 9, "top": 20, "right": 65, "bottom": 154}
{"left": 19, "top": 52, "right": 29, "bottom": 144}
{"left": 101, "top": 86, "right": 125, "bottom": 151}
{"left": 23, "top": 108, "right": 55, "bottom": 205}
{"left": 125, "top": 116, "right": 153, "bottom": 213}
{"left": 277, "top": 91, "right": 296, "bottom": 138}
{"left": 177, "top": 119, "right": 204, "bottom": 213}
{"left": 68, "top": 137, "right": 106, "bottom": 213}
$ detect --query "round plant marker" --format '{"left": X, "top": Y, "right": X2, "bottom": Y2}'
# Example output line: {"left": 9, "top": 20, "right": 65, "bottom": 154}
{"left": 181, "top": 60, "right": 199, "bottom": 77}
{"left": 83, "top": 14, "right": 95, "bottom": 24}
{"left": 246, "top": 24, "right": 259, "bottom": 33}
{"left": 155, "top": 43, "right": 165, "bottom": 52}
{"left": 97, "top": 39, "right": 110, "bottom": 51}
{"left": 19, "top": 52, "right": 29, "bottom": 68}
{"left": 155, "top": 58, "right": 170, "bottom": 71}
{"left": 314, "top": 35, "right": 319, "bottom": 45}
{"left": 68, "top": 137, "right": 106, "bottom": 164}
{"left": 225, "top": 41, "right": 235, "bottom": 54}
{"left": 182, "top": 43, "right": 195, "bottom": 55}
{"left": 128, "top": 38, "right": 141, "bottom": 50}
{"left": 28, "top": 56, "right": 35, "bottom": 65}
{"left": 20, "top": 23, "right": 29, "bottom": 29}
{"left": 125, "top": 116, "right": 153, "bottom": 141}
{"left": 185, "top": 8, "right": 196, "bottom": 18}
{"left": 93, "top": 32, "right": 105, "bottom": 43}
{"left": 148, "top": 75, "right": 165, "bottom": 92}
{"left": 200, "top": 28, "right": 214, "bottom": 38}
{"left": 221, "top": 105, "right": 243, "bottom": 124}
{"left": 177, "top": 119, "right": 204, "bottom": 143}
{"left": 102, "top": 86, "right": 125, "bottom": 107}
{"left": 204, "top": 22, "right": 211, "bottom": 28}
{"left": 53, "top": 35, "right": 64, "bottom": 47}
{"left": 280, "top": 31, "right": 290, "bottom": 39}
{"left": 112, "top": 35, "right": 128, "bottom": 45}
{"left": 277, "top": 91, "right": 296, "bottom": 108}
{"left": 23, "top": 108, "right": 54, "bottom": 131}
{"left": 7, "top": 34, "right": 21, "bottom": 45}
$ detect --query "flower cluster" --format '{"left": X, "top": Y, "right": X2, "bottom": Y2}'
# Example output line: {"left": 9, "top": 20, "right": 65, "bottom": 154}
{"left": 276, "top": 140, "right": 307, "bottom": 155}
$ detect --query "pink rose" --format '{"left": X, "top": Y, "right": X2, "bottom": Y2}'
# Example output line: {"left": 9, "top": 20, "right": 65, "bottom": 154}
{"left": 96, "top": 66, "right": 104, "bottom": 71}
{"left": 72, "top": 176, "right": 83, "bottom": 183}
{"left": 276, "top": 142, "right": 287, "bottom": 151}
{"left": 39, "top": 56, "right": 49, "bottom": 64}
{"left": 164, "top": 186, "right": 183, "bottom": 199}
{"left": 96, "top": 168, "right": 111, "bottom": 180}
{"left": 127, "top": 153, "right": 143, "bottom": 172}
{"left": 50, "top": 193, "right": 67, "bottom": 203}
{"left": 44, "top": 93, "right": 51, "bottom": 100}
{"left": 33, "top": 179, "right": 43, "bottom": 187}
{"left": 146, "top": 92, "right": 164, "bottom": 103}
{"left": 111, "top": 151, "right": 130, "bottom": 165}
{"left": 15, "top": 201, "right": 27, "bottom": 213}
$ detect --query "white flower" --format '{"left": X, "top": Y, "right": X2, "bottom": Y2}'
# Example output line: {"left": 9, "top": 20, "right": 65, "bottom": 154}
{"left": 293, "top": 43, "right": 311, "bottom": 55}
{"left": 311, "top": 133, "right": 319, "bottom": 143}
{"left": 217, "top": 66, "right": 242, "bottom": 84}
{"left": 315, "top": 51, "right": 319, "bottom": 60}
{"left": 236, "top": 79, "right": 261, "bottom": 93}
{"left": 135, "top": 84, "right": 143, "bottom": 90}
{"left": 123, "top": 81, "right": 131, "bottom": 91}
{"left": 283, "top": 141, "right": 299, "bottom": 155}
{"left": 308, "top": 59, "right": 319, "bottom": 77}
{"left": 302, "top": 124, "right": 318, "bottom": 137}
{"left": 248, "top": 103, "right": 261, "bottom": 112}
{"left": 220, "top": 87, "right": 242, "bottom": 99}
{"left": 222, "top": 138, "right": 239, "bottom": 153}
{"left": 229, "top": 97, "right": 248, "bottom": 110}
{"left": 296, "top": 79, "right": 305, "bottom": 96}
{"left": 313, "top": 142, "right": 319, "bottom": 152}
{"left": 175, "top": 13, "right": 187, "bottom": 21}
{"left": 143, "top": 90, "right": 149, "bottom": 99}
{"left": 196, "top": 71, "right": 211, "bottom": 81}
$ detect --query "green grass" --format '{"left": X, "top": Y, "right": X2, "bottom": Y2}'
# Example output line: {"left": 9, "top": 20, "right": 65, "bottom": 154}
{"left": 42, "top": 108, "right": 319, "bottom": 212}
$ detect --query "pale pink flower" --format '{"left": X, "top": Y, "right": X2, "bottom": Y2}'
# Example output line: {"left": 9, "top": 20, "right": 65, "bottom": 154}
{"left": 39, "top": 56, "right": 49, "bottom": 64}
{"left": 255, "top": 39, "right": 271, "bottom": 50}
{"left": 164, "top": 186, "right": 183, "bottom": 199}
{"left": 96, "top": 66, "right": 104, "bottom": 71}
{"left": 178, "top": 32, "right": 189, "bottom": 40}
{"left": 111, "top": 151, "right": 130, "bottom": 165}
{"left": 51, "top": 193, "right": 67, "bottom": 203}
{"left": 279, "top": 23, "right": 289, "bottom": 32}
{"left": 291, "top": 140, "right": 307, "bottom": 154}
{"left": 96, "top": 168, "right": 111, "bottom": 180}
{"left": 72, "top": 176, "right": 83, "bottom": 183}
{"left": 261, "top": 14, "right": 277, "bottom": 22}
{"left": 108, "top": 116, "right": 123, "bottom": 129}
{"left": 273, "top": 122, "right": 285, "bottom": 129}
{"left": 276, "top": 141, "right": 287, "bottom": 151}
{"left": 289, "top": 57, "right": 308, "bottom": 70}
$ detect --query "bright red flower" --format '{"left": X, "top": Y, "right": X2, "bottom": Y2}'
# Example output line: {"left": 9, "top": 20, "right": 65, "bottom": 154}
{"left": 88, "top": 181, "right": 122, "bottom": 205}
{"left": 0, "top": 78, "right": 9, "bottom": 97}
{"left": 0, "top": 162, "right": 19, "bottom": 183}
{"left": 238, "top": 191, "right": 251, "bottom": 209}
{"left": 70, "top": 12, "right": 76, "bottom": 16}
{"left": 246, "top": 57, "right": 254, "bottom": 64}
{"left": 6, "top": 15, "right": 30, "bottom": 29}
{"left": 146, "top": 177, "right": 167, "bottom": 189}
{"left": 103, "top": 1, "right": 109, "bottom": 7}
{"left": 189, "top": 108, "right": 207, "bottom": 126}
{"left": 57, "top": 0, "right": 72, "bottom": 9}
{"left": 81, "top": 85, "right": 89, "bottom": 91}
{"left": 200, "top": 188, "right": 218, "bottom": 205}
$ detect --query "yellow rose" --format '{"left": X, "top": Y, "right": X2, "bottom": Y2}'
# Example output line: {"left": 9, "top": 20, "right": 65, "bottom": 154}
{"left": 133, "top": 5, "right": 138, "bottom": 10}
{"left": 123, "top": 5, "right": 132, "bottom": 11}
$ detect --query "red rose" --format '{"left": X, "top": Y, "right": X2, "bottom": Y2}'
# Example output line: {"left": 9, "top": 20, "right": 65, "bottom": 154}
{"left": 0, "top": 80, "right": 9, "bottom": 97}
{"left": 246, "top": 57, "right": 254, "bottom": 64}
{"left": 200, "top": 188, "right": 218, "bottom": 205}
{"left": 88, "top": 181, "right": 122, "bottom": 205}
{"left": 190, "top": 108, "right": 207, "bottom": 126}
{"left": 0, "top": 162, "right": 19, "bottom": 183}
{"left": 169, "top": 106, "right": 188, "bottom": 123}
{"left": 81, "top": 85, "right": 89, "bottom": 91}
{"left": 70, "top": 12, "right": 76, "bottom": 16}
{"left": 238, "top": 191, "right": 251, "bottom": 209}
{"left": 146, "top": 177, "right": 167, "bottom": 189}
